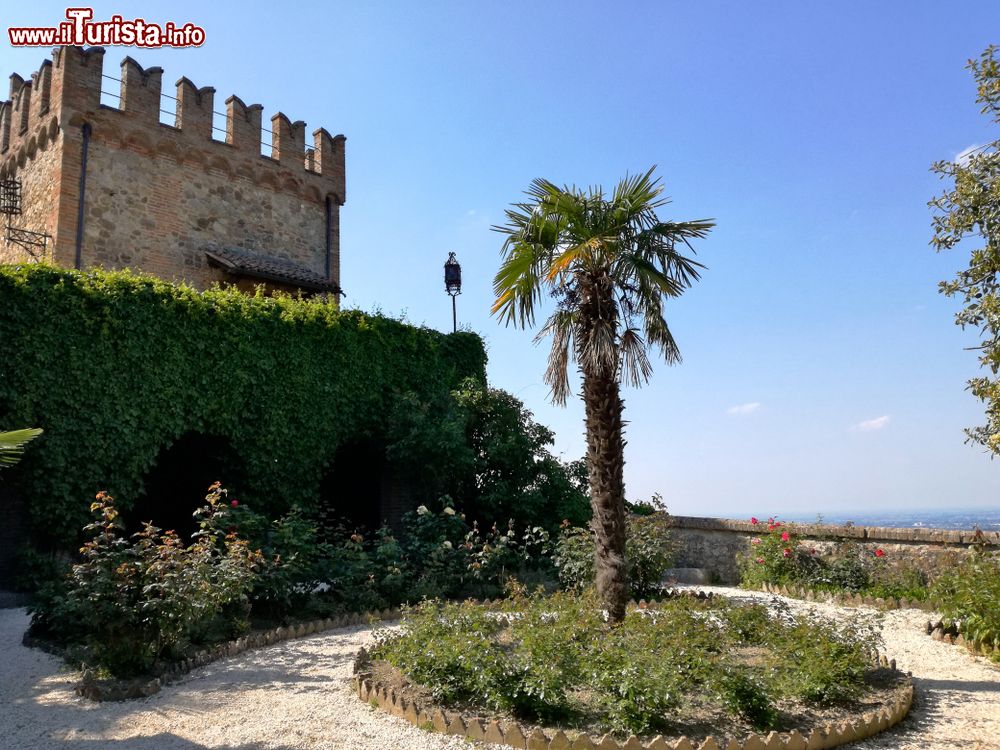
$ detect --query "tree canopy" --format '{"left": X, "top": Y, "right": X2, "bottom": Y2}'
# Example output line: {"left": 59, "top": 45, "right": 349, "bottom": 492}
{"left": 930, "top": 45, "right": 1000, "bottom": 457}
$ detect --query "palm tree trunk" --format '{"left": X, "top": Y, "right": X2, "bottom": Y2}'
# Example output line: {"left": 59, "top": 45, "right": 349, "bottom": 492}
{"left": 582, "top": 367, "right": 629, "bottom": 623}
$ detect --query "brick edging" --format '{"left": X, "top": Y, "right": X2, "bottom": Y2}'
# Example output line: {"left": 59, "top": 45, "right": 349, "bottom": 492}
{"left": 355, "top": 660, "right": 911, "bottom": 750}
{"left": 756, "top": 582, "right": 936, "bottom": 611}
{"left": 925, "top": 619, "right": 1000, "bottom": 661}
{"left": 355, "top": 624, "right": 913, "bottom": 749}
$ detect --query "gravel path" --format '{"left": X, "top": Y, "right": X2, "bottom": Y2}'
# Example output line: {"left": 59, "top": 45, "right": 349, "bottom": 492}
{"left": 0, "top": 609, "right": 469, "bottom": 750}
{"left": 1, "top": 589, "right": 997, "bottom": 749}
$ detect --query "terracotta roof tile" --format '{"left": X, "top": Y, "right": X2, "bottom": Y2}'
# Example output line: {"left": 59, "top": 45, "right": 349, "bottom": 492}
{"left": 205, "top": 246, "right": 341, "bottom": 295}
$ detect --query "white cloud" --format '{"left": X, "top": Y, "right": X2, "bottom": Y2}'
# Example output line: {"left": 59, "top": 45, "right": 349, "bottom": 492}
{"left": 955, "top": 144, "right": 984, "bottom": 166}
{"left": 726, "top": 402, "right": 761, "bottom": 416}
{"left": 852, "top": 415, "right": 890, "bottom": 432}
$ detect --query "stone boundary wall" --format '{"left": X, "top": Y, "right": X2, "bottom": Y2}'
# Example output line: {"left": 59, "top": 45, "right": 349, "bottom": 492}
{"left": 354, "top": 652, "right": 913, "bottom": 750}
{"left": 666, "top": 515, "right": 998, "bottom": 585}
{"left": 23, "top": 607, "right": 402, "bottom": 701}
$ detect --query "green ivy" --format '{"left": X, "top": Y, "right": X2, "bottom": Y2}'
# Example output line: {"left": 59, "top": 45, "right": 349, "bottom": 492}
{"left": 0, "top": 264, "right": 486, "bottom": 545}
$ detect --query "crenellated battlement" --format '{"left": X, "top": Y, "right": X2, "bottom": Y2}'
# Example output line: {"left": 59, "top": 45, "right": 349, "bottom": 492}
{"left": 1, "top": 46, "right": 346, "bottom": 296}
{"left": 1, "top": 46, "right": 346, "bottom": 204}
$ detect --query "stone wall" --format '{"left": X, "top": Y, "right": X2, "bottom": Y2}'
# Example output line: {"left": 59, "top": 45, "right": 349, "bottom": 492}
{"left": 0, "top": 46, "right": 345, "bottom": 292}
{"left": 667, "top": 515, "right": 997, "bottom": 584}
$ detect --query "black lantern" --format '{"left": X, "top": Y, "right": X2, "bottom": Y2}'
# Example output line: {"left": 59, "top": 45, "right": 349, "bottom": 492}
{"left": 444, "top": 252, "right": 461, "bottom": 332}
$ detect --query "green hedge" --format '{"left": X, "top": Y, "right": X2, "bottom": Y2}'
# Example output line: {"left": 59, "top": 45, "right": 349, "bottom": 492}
{"left": 0, "top": 264, "right": 485, "bottom": 544}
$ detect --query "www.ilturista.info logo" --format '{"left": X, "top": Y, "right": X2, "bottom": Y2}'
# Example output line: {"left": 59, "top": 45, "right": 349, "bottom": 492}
{"left": 9, "top": 8, "right": 205, "bottom": 48}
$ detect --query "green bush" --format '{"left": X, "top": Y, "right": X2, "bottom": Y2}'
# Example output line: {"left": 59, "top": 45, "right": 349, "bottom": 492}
{"left": 768, "top": 609, "right": 880, "bottom": 704}
{"left": 931, "top": 548, "right": 1000, "bottom": 654}
{"left": 392, "top": 381, "right": 590, "bottom": 533}
{"left": 713, "top": 667, "right": 778, "bottom": 731}
{"left": 554, "top": 513, "right": 674, "bottom": 599}
{"left": 30, "top": 486, "right": 260, "bottom": 677}
{"left": 0, "top": 264, "right": 485, "bottom": 546}
{"left": 373, "top": 593, "right": 881, "bottom": 735}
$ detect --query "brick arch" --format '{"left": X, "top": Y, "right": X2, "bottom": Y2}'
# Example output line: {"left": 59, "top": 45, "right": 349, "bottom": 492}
{"left": 256, "top": 170, "right": 279, "bottom": 190}
{"left": 95, "top": 119, "right": 126, "bottom": 148}
{"left": 303, "top": 184, "right": 322, "bottom": 203}
{"left": 123, "top": 128, "right": 154, "bottom": 155}
{"left": 205, "top": 153, "right": 233, "bottom": 178}
{"left": 317, "top": 440, "right": 414, "bottom": 536}
{"left": 233, "top": 162, "right": 255, "bottom": 182}
{"left": 128, "top": 431, "right": 246, "bottom": 540}
{"left": 154, "top": 137, "right": 182, "bottom": 162}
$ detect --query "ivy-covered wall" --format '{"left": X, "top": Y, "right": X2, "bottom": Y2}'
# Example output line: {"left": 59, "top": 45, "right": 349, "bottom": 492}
{"left": 0, "top": 265, "right": 486, "bottom": 545}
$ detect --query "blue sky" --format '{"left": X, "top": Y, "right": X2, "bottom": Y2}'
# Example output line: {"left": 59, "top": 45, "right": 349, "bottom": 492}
{"left": 4, "top": 1, "right": 999, "bottom": 518}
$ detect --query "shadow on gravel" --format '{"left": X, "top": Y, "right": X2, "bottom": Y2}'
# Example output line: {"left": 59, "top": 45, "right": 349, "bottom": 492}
{"left": 913, "top": 677, "right": 1000, "bottom": 693}
{"left": 49, "top": 736, "right": 312, "bottom": 749}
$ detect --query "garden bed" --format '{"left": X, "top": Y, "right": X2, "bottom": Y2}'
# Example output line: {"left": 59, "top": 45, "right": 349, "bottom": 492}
{"left": 359, "top": 593, "right": 913, "bottom": 749}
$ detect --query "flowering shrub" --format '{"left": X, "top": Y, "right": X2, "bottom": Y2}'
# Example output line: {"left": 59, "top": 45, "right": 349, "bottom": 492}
{"left": 737, "top": 517, "right": 806, "bottom": 588}
{"left": 372, "top": 592, "right": 882, "bottom": 735}
{"left": 30, "top": 485, "right": 260, "bottom": 677}
{"left": 738, "top": 518, "right": 930, "bottom": 601}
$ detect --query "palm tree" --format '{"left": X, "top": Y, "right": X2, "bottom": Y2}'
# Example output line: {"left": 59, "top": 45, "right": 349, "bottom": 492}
{"left": 492, "top": 167, "right": 712, "bottom": 622}
{"left": 0, "top": 428, "right": 43, "bottom": 469}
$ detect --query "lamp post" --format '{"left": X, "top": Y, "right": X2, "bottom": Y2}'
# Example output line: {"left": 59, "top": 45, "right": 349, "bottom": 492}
{"left": 444, "top": 252, "right": 462, "bottom": 333}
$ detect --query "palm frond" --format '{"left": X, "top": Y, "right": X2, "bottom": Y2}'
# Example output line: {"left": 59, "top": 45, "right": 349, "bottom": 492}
{"left": 538, "top": 310, "right": 576, "bottom": 405}
{"left": 0, "top": 428, "right": 43, "bottom": 468}
{"left": 643, "top": 311, "right": 682, "bottom": 365}
{"left": 492, "top": 241, "right": 546, "bottom": 327}
{"left": 619, "top": 328, "right": 654, "bottom": 388}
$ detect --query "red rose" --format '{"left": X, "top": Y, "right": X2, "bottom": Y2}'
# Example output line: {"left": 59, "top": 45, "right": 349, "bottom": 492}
{"left": 782, "top": 548, "right": 792, "bottom": 558}
{"left": 875, "top": 548, "right": 885, "bottom": 558}
{"left": 231, "top": 499, "right": 239, "bottom": 508}
{"left": 750, "top": 517, "right": 759, "bottom": 525}
{"left": 781, "top": 531, "right": 790, "bottom": 542}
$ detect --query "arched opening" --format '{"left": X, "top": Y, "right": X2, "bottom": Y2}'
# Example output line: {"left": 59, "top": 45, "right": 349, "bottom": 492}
{"left": 319, "top": 440, "right": 392, "bottom": 535}
{"left": 129, "top": 432, "right": 244, "bottom": 539}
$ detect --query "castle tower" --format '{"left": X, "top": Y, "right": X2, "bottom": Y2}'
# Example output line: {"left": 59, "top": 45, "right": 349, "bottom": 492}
{"left": 0, "top": 46, "right": 346, "bottom": 297}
